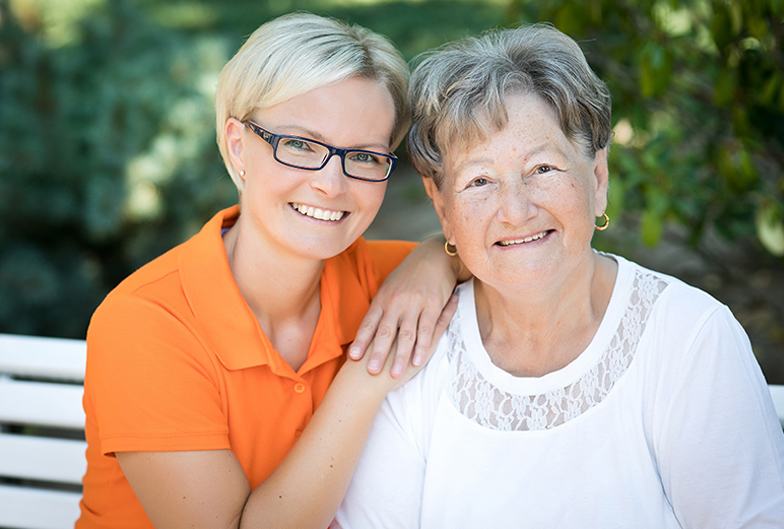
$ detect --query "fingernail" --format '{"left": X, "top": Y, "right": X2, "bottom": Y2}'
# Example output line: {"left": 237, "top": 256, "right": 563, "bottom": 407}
{"left": 412, "top": 354, "right": 421, "bottom": 366}
{"left": 391, "top": 365, "right": 404, "bottom": 376}
{"left": 367, "top": 360, "right": 380, "bottom": 371}
{"left": 348, "top": 346, "right": 360, "bottom": 359}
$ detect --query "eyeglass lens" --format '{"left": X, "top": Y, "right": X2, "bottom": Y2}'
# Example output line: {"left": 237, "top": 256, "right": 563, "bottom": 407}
{"left": 275, "top": 137, "right": 392, "bottom": 181}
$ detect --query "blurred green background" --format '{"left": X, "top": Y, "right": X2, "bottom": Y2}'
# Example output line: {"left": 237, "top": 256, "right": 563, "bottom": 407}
{"left": 1, "top": 0, "right": 783, "bottom": 380}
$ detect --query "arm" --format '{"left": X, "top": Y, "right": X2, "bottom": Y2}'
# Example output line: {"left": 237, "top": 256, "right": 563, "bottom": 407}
{"left": 656, "top": 306, "right": 784, "bottom": 527}
{"left": 349, "top": 234, "right": 470, "bottom": 377}
{"left": 116, "top": 294, "right": 458, "bottom": 529}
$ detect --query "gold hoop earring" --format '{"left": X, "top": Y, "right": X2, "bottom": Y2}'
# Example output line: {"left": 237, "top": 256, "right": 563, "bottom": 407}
{"left": 444, "top": 241, "right": 458, "bottom": 257}
{"left": 595, "top": 212, "right": 610, "bottom": 231}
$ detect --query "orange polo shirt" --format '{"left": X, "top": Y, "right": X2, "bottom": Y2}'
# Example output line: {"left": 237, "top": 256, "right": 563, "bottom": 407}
{"left": 77, "top": 206, "right": 414, "bottom": 528}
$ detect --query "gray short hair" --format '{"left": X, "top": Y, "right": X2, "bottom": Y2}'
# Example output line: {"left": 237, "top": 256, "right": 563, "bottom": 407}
{"left": 408, "top": 23, "right": 611, "bottom": 187}
{"left": 215, "top": 13, "right": 409, "bottom": 195}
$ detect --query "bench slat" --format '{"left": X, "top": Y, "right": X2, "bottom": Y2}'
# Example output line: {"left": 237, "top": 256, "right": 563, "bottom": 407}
{"left": 0, "top": 333, "right": 86, "bottom": 382}
{"left": 0, "top": 332, "right": 781, "bottom": 529}
{"left": 0, "top": 378, "right": 85, "bottom": 429}
{"left": 0, "top": 484, "right": 81, "bottom": 529}
{"left": 769, "top": 384, "right": 784, "bottom": 428}
{"left": 0, "top": 433, "right": 87, "bottom": 485}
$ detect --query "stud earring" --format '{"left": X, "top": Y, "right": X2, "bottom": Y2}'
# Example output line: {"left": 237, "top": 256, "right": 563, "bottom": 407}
{"left": 239, "top": 170, "right": 246, "bottom": 178}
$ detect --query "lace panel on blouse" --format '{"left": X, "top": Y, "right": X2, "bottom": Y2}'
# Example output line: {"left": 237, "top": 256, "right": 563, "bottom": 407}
{"left": 447, "top": 271, "right": 668, "bottom": 431}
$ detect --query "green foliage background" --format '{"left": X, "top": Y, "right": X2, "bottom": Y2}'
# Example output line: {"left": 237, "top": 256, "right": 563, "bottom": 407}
{"left": 1, "top": 0, "right": 783, "bottom": 378}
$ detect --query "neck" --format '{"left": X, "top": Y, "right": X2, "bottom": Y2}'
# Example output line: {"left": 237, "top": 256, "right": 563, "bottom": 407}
{"left": 223, "top": 215, "right": 324, "bottom": 371}
{"left": 474, "top": 252, "right": 616, "bottom": 377}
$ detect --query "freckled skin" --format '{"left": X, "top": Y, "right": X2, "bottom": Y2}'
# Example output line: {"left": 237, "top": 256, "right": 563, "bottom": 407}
{"left": 428, "top": 92, "right": 608, "bottom": 292}
{"left": 423, "top": 92, "right": 614, "bottom": 376}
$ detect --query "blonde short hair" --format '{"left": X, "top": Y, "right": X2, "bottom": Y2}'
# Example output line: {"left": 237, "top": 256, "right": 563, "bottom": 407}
{"left": 408, "top": 23, "right": 612, "bottom": 188}
{"left": 215, "top": 13, "right": 409, "bottom": 195}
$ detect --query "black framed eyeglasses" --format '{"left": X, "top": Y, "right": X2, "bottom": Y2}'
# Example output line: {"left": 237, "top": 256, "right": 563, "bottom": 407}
{"left": 243, "top": 120, "right": 397, "bottom": 183}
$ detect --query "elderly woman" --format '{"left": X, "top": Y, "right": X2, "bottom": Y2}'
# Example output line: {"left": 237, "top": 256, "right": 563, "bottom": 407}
{"left": 77, "top": 13, "right": 465, "bottom": 529}
{"left": 334, "top": 24, "right": 784, "bottom": 528}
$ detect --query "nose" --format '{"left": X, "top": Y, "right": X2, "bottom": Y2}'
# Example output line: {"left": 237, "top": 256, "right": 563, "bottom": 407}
{"left": 309, "top": 154, "right": 349, "bottom": 197}
{"left": 496, "top": 180, "right": 535, "bottom": 226}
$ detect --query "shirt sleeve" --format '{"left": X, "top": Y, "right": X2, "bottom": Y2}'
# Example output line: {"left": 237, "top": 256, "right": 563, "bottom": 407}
{"left": 85, "top": 291, "right": 230, "bottom": 456}
{"left": 655, "top": 304, "right": 784, "bottom": 527}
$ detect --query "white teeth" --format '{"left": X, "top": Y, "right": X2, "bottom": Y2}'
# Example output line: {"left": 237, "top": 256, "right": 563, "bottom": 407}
{"left": 291, "top": 203, "right": 345, "bottom": 221}
{"left": 498, "top": 231, "right": 548, "bottom": 246}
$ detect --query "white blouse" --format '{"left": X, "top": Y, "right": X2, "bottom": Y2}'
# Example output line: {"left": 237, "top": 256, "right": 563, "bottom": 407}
{"left": 335, "top": 255, "right": 784, "bottom": 528}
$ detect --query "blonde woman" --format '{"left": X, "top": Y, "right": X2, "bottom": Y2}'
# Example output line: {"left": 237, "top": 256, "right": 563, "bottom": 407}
{"left": 78, "top": 13, "right": 465, "bottom": 528}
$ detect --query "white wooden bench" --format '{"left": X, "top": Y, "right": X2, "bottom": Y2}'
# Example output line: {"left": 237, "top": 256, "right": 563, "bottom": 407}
{"left": 1, "top": 333, "right": 783, "bottom": 529}
{"left": 0, "top": 334, "right": 87, "bottom": 529}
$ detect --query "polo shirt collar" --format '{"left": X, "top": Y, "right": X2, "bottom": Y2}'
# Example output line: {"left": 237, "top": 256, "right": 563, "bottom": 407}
{"left": 178, "top": 206, "right": 369, "bottom": 374}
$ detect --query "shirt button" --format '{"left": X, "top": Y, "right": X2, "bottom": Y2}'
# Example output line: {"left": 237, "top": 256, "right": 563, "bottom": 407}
{"left": 294, "top": 383, "right": 306, "bottom": 394}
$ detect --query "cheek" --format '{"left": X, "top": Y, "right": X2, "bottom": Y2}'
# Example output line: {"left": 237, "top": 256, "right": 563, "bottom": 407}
{"left": 355, "top": 183, "right": 387, "bottom": 218}
{"left": 447, "top": 196, "right": 492, "bottom": 244}
{"left": 547, "top": 175, "right": 594, "bottom": 220}
{"left": 244, "top": 167, "right": 294, "bottom": 203}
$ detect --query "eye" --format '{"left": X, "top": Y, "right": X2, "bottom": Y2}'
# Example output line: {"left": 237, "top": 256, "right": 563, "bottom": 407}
{"left": 469, "top": 177, "right": 489, "bottom": 187}
{"left": 349, "top": 152, "right": 382, "bottom": 165}
{"left": 282, "top": 138, "right": 314, "bottom": 152}
{"left": 535, "top": 165, "right": 553, "bottom": 174}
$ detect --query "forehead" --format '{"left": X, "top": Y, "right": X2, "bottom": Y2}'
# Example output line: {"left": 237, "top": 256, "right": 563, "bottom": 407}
{"left": 258, "top": 77, "right": 396, "bottom": 149}
{"left": 445, "top": 93, "right": 578, "bottom": 172}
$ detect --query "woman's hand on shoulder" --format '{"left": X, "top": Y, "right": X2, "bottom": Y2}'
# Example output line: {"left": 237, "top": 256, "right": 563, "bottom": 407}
{"left": 343, "top": 290, "right": 457, "bottom": 394}
{"left": 348, "top": 235, "right": 466, "bottom": 378}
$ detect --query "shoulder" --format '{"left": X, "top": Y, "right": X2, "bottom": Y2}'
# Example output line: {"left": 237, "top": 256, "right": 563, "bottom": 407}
{"left": 386, "top": 338, "right": 452, "bottom": 412}
{"left": 87, "top": 209, "right": 237, "bottom": 369}
{"left": 382, "top": 282, "right": 471, "bottom": 430}
{"left": 330, "top": 238, "right": 417, "bottom": 296}
{"left": 381, "top": 319, "right": 455, "bottom": 446}
{"left": 90, "top": 233, "right": 196, "bottom": 337}
{"left": 610, "top": 255, "right": 754, "bottom": 382}
{"left": 336, "top": 238, "right": 416, "bottom": 271}
{"left": 86, "top": 251, "right": 209, "bottom": 384}
{"left": 98, "top": 207, "right": 237, "bottom": 311}
{"left": 90, "top": 244, "right": 187, "bottom": 344}
{"left": 610, "top": 254, "right": 726, "bottom": 332}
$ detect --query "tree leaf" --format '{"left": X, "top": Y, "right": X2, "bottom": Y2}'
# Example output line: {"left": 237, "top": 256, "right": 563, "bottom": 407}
{"left": 714, "top": 66, "right": 738, "bottom": 107}
{"left": 641, "top": 206, "right": 664, "bottom": 246}
{"left": 710, "top": 3, "right": 734, "bottom": 50}
{"left": 755, "top": 202, "right": 784, "bottom": 256}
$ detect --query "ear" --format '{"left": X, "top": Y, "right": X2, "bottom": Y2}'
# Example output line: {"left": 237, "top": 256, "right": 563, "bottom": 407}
{"left": 225, "top": 118, "right": 246, "bottom": 180}
{"left": 422, "top": 176, "right": 455, "bottom": 244}
{"left": 592, "top": 147, "right": 610, "bottom": 216}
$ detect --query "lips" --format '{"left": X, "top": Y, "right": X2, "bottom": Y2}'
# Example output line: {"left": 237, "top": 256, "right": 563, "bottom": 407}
{"left": 496, "top": 230, "right": 551, "bottom": 246}
{"left": 290, "top": 202, "right": 346, "bottom": 222}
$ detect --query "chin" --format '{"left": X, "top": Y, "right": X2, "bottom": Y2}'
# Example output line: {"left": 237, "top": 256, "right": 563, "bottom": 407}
{"left": 478, "top": 263, "right": 558, "bottom": 288}
{"left": 300, "top": 237, "right": 356, "bottom": 261}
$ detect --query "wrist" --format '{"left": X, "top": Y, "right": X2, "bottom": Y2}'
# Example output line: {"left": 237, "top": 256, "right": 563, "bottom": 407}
{"left": 336, "top": 357, "right": 394, "bottom": 404}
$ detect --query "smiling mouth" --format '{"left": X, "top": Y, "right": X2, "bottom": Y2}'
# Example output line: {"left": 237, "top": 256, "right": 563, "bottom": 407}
{"left": 290, "top": 203, "right": 346, "bottom": 222}
{"left": 496, "top": 230, "right": 551, "bottom": 246}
